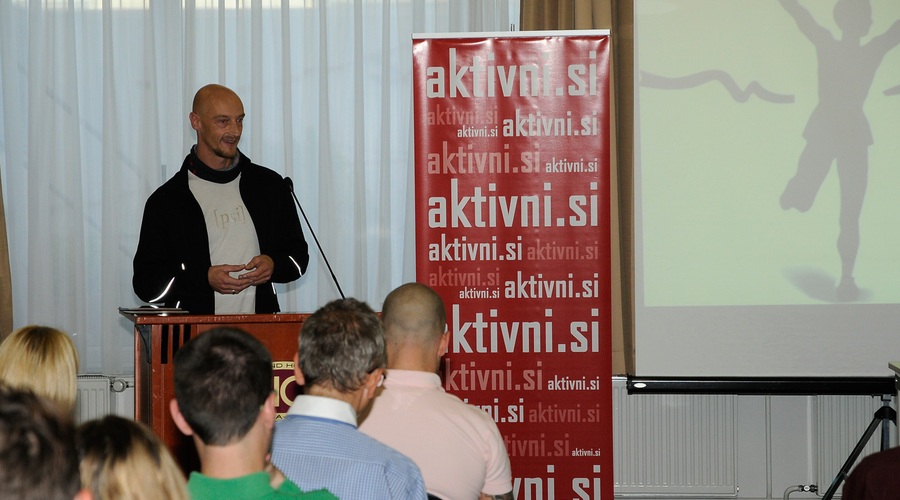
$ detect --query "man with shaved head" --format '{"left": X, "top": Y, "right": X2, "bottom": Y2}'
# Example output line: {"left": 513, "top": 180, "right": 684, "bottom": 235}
{"left": 359, "top": 282, "right": 514, "bottom": 500}
{"left": 133, "top": 84, "right": 309, "bottom": 314}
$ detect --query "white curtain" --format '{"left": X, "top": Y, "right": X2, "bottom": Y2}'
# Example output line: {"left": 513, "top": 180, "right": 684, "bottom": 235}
{"left": 0, "top": 0, "right": 518, "bottom": 375}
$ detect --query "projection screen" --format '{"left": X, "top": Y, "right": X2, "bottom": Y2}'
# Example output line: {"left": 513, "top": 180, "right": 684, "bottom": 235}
{"left": 633, "top": 0, "right": 900, "bottom": 378}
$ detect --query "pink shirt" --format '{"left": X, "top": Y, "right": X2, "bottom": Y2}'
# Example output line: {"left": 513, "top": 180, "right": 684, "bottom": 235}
{"left": 359, "top": 369, "right": 512, "bottom": 500}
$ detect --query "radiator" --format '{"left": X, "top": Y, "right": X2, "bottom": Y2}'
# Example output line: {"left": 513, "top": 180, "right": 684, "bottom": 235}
{"left": 612, "top": 378, "right": 894, "bottom": 498}
{"left": 817, "top": 394, "right": 894, "bottom": 489}
{"left": 612, "top": 378, "right": 737, "bottom": 496}
{"left": 75, "top": 375, "right": 135, "bottom": 423}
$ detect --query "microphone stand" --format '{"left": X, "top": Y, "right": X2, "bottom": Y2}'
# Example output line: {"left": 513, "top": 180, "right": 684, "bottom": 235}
{"left": 285, "top": 177, "right": 345, "bottom": 299}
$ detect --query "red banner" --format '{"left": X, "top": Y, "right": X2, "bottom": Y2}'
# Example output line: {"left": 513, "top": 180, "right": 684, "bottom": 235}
{"left": 413, "top": 32, "right": 613, "bottom": 499}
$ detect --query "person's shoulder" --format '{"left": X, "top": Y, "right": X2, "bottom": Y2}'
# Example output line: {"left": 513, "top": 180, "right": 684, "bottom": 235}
{"left": 854, "top": 446, "right": 900, "bottom": 471}
{"left": 441, "top": 390, "right": 502, "bottom": 425}
{"left": 244, "top": 161, "right": 280, "bottom": 176}
{"left": 373, "top": 384, "right": 500, "bottom": 432}
{"left": 277, "top": 478, "right": 338, "bottom": 500}
{"left": 146, "top": 168, "right": 188, "bottom": 201}
{"left": 353, "top": 427, "right": 414, "bottom": 460}
{"left": 239, "top": 155, "right": 283, "bottom": 179}
{"left": 185, "top": 471, "right": 232, "bottom": 499}
{"left": 843, "top": 446, "right": 900, "bottom": 498}
{"left": 241, "top": 163, "right": 291, "bottom": 195}
{"left": 297, "top": 489, "right": 339, "bottom": 500}
{"left": 369, "top": 433, "right": 422, "bottom": 473}
{"left": 273, "top": 414, "right": 313, "bottom": 438}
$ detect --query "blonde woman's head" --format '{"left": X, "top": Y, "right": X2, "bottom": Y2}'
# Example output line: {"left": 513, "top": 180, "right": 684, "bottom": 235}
{"left": 0, "top": 325, "right": 79, "bottom": 412}
{"left": 77, "top": 415, "right": 188, "bottom": 500}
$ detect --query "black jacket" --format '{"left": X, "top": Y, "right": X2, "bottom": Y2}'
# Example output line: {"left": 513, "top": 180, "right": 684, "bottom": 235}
{"left": 132, "top": 151, "right": 309, "bottom": 314}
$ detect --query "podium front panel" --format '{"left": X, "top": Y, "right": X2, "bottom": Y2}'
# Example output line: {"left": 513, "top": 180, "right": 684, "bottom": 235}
{"left": 126, "top": 313, "right": 308, "bottom": 473}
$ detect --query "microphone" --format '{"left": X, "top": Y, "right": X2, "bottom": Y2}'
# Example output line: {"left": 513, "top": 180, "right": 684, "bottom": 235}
{"left": 285, "top": 177, "right": 345, "bottom": 299}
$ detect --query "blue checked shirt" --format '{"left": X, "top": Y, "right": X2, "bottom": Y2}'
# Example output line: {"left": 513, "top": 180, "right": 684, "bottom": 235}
{"left": 271, "top": 395, "right": 428, "bottom": 500}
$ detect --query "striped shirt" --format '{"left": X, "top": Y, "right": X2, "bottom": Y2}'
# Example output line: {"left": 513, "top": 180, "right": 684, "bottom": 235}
{"left": 271, "top": 395, "right": 427, "bottom": 500}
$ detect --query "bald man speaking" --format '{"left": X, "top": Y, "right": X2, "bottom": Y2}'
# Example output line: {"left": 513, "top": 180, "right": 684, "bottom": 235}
{"left": 133, "top": 84, "right": 309, "bottom": 314}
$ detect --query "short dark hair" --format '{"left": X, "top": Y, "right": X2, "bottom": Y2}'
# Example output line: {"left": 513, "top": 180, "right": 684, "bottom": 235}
{"left": 298, "top": 298, "right": 386, "bottom": 392}
{"left": 0, "top": 384, "right": 81, "bottom": 500}
{"left": 173, "top": 327, "right": 272, "bottom": 445}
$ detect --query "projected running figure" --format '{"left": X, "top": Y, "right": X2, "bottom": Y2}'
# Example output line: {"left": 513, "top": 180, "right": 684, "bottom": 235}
{"left": 778, "top": 0, "right": 900, "bottom": 301}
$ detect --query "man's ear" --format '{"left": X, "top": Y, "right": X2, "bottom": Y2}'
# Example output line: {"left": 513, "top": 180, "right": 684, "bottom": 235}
{"left": 169, "top": 399, "right": 195, "bottom": 437}
{"left": 189, "top": 111, "right": 201, "bottom": 131}
{"left": 260, "top": 392, "right": 277, "bottom": 429}
{"left": 437, "top": 326, "right": 450, "bottom": 357}
{"left": 292, "top": 351, "right": 305, "bottom": 385}
{"left": 364, "top": 368, "right": 384, "bottom": 396}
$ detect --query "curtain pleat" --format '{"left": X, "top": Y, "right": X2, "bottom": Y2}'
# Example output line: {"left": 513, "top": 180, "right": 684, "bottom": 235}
{"left": 521, "top": 0, "right": 609, "bottom": 31}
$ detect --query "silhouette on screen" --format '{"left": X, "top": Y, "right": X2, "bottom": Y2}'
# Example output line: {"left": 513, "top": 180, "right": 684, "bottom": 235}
{"left": 778, "top": 0, "right": 900, "bottom": 301}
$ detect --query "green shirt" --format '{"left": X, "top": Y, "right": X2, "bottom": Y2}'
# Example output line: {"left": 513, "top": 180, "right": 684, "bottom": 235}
{"left": 187, "top": 471, "right": 337, "bottom": 500}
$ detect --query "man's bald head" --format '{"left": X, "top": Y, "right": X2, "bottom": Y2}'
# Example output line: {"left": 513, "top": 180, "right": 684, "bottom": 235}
{"left": 192, "top": 84, "right": 241, "bottom": 115}
{"left": 381, "top": 283, "right": 446, "bottom": 350}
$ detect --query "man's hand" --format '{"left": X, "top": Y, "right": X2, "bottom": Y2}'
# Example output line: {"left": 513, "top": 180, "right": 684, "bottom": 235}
{"left": 208, "top": 264, "right": 253, "bottom": 295}
{"left": 239, "top": 255, "right": 274, "bottom": 286}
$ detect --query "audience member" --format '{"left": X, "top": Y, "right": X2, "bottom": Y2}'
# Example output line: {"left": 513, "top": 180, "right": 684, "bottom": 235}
{"left": 76, "top": 415, "right": 188, "bottom": 500}
{"left": 0, "top": 325, "right": 79, "bottom": 412}
{"left": 0, "top": 383, "right": 89, "bottom": 500}
{"left": 842, "top": 446, "right": 900, "bottom": 500}
{"left": 271, "top": 298, "right": 428, "bottom": 500}
{"left": 170, "top": 326, "right": 335, "bottom": 499}
{"left": 359, "top": 283, "right": 513, "bottom": 500}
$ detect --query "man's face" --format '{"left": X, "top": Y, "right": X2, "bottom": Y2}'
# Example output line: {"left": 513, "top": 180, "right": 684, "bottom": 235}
{"left": 191, "top": 91, "right": 244, "bottom": 168}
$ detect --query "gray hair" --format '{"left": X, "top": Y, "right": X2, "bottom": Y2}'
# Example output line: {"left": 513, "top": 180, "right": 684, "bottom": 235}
{"left": 298, "top": 298, "right": 386, "bottom": 392}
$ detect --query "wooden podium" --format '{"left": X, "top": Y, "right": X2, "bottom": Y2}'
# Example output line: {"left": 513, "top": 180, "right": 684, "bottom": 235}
{"left": 122, "top": 311, "right": 309, "bottom": 472}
